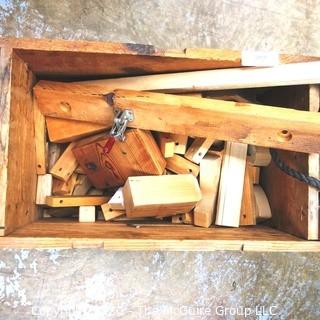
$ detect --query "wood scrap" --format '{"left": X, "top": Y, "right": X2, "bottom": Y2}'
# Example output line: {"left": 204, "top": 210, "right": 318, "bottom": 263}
{"left": 72, "top": 175, "right": 92, "bottom": 196}
{"left": 48, "top": 143, "right": 62, "bottom": 171}
{"left": 101, "top": 203, "right": 125, "bottom": 221}
{"left": 170, "top": 134, "right": 188, "bottom": 154}
{"left": 73, "top": 129, "right": 166, "bottom": 189}
{"left": 108, "top": 187, "right": 124, "bottom": 210}
{"left": 36, "top": 174, "right": 53, "bottom": 205}
{"left": 240, "top": 164, "right": 257, "bottom": 226}
{"left": 194, "top": 152, "right": 222, "bottom": 228}
{"left": 45, "top": 196, "right": 109, "bottom": 207}
{"left": 166, "top": 154, "right": 199, "bottom": 177}
{"left": 79, "top": 206, "right": 96, "bottom": 222}
{"left": 52, "top": 173, "right": 78, "bottom": 196}
{"left": 50, "top": 142, "right": 78, "bottom": 182}
{"left": 155, "top": 132, "right": 175, "bottom": 158}
{"left": 215, "top": 142, "right": 248, "bottom": 227}
{"left": 248, "top": 145, "right": 272, "bottom": 166}
{"left": 185, "top": 137, "right": 215, "bottom": 164}
{"left": 249, "top": 166, "right": 260, "bottom": 185}
{"left": 254, "top": 185, "right": 272, "bottom": 220}
{"left": 123, "top": 174, "right": 201, "bottom": 218}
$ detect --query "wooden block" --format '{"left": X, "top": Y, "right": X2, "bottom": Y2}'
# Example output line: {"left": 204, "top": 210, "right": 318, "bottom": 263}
{"left": 36, "top": 174, "right": 53, "bottom": 205}
{"left": 101, "top": 203, "right": 125, "bottom": 221}
{"left": 155, "top": 132, "right": 175, "bottom": 158}
{"left": 194, "top": 152, "right": 222, "bottom": 228}
{"left": 48, "top": 143, "right": 62, "bottom": 171}
{"left": 170, "top": 134, "right": 188, "bottom": 154}
{"left": 248, "top": 145, "right": 271, "bottom": 166}
{"left": 79, "top": 206, "right": 96, "bottom": 222}
{"left": 172, "top": 214, "right": 184, "bottom": 224}
{"left": 215, "top": 142, "right": 248, "bottom": 227}
{"left": 50, "top": 142, "right": 78, "bottom": 182}
{"left": 166, "top": 154, "right": 199, "bottom": 177}
{"left": 73, "top": 175, "right": 92, "bottom": 196}
{"left": 34, "top": 86, "right": 114, "bottom": 125}
{"left": 171, "top": 213, "right": 193, "bottom": 224}
{"left": 73, "top": 129, "right": 166, "bottom": 189}
{"left": 254, "top": 186, "right": 272, "bottom": 220}
{"left": 123, "top": 174, "right": 201, "bottom": 218}
{"left": 240, "top": 164, "right": 257, "bottom": 226}
{"left": 34, "top": 98, "right": 47, "bottom": 174}
{"left": 52, "top": 173, "right": 78, "bottom": 196}
{"left": 111, "top": 89, "right": 320, "bottom": 154}
{"left": 249, "top": 166, "right": 260, "bottom": 185}
{"left": 45, "top": 196, "right": 109, "bottom": 207}
{"left": 185, "top": 137, "right": 215, "bottom": 164}
{"left": 108, "top": 187, "right": 124, "bottom": 210}
{"left": 46, "top": 117, "right": 107, "bottom": 143}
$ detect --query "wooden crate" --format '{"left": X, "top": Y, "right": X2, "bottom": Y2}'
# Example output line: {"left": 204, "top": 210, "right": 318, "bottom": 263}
{"left": 0, "top": 37, "right": 319, "bottom": 251}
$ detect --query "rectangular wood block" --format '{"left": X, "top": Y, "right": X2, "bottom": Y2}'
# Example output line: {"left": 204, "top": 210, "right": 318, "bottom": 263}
{"left": 36, "top": 174, "right": 53, "bottom": 205}
{"left": 185, "top": 137, "right": 215, "bottom": 164}
{"left": 194, "top": 152, "right": 222, "bottom": 228}
{"left": 155, "top": 132, "right": 175, "bottom": 158}
{"left": 123, "top": 174, "right": 202, "bottom": 218}
{"left": 215, "top": 142, "right": 248, "bottom": 227}
{"left": 50, "top": 142, "right": 78, "bottom": 182}
{"left": 73, "top": 129, "right": 166, "bottom": 189}
{"left": 79, "top": 206, "right": 96, "bottom": 222}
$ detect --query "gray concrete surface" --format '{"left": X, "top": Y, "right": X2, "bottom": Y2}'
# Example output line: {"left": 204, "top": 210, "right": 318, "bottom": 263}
{"left": 1, "top": 0, "right": 320, "bottom": 319}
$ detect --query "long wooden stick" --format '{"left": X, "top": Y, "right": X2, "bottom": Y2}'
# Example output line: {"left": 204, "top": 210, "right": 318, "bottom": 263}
{"left": 111, "top": 89, "right": 320, "bottom": 153}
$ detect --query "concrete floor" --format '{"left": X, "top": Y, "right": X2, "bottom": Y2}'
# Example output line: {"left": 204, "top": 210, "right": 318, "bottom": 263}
{"left": 1, "top": 0, "right": 320, "bottom": 319}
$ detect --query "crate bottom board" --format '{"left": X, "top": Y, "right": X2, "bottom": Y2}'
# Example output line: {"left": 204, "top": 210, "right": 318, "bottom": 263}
{"left": 0, "top": 220, "right": 319, "bottom": 251}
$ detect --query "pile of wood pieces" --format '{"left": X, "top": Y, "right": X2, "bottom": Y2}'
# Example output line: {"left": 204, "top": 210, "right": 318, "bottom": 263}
{"left": 34, "top": 73, "right": 303, "bottom": 228}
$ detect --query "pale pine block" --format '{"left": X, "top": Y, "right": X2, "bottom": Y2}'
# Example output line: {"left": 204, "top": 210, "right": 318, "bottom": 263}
{"left": 36, "top": 174, "right": 53, "bottom": 205}
{"left": 79, "top": 206, "right": 96, "bottom": 222}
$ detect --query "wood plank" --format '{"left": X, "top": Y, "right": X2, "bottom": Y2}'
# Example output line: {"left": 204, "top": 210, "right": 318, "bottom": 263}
{"left": 73, "top": 129, "right": 166, "bottom": 189}
{"left": 50, "top": 142, "right": 78, "bottom": 182}
{"left": 48, "top": 143, "right": 62, "bottom": 171}
{"left": 194, "top": 152, "right": 222, "bottom": 228}
{"left": 36, "top": 174, "right": 53, "bottom": 205}
{"left": 101, "top": 204, "right": 125, "bottom": 221}
{"left": 240, "top": 164, "right": 257, "bottom": 226}
{"left": 108, "top": 188, "right": 124, "bottom": 210}
{"left": 155, "top": 132, "right": 175, "bottom": 158}
{"left": 79, "top": 206, "right": 96, "bottom": 222}
{"left": 34, "top": 86, "right": 113, "bottom": 125}
{"left": 185, "top": 137, "right": 215, "bottom": 164}
{"left": 37, "top": 60, "right": 320, "bottom": 92}
{"left": 46, "top": 117, "right": 107, "bottom": 143}
{"left": 2, "top": 52, "right": 38, "bottom": 235}
{"left": 254, "top": 186, "right": 272, "bottom": 220}
{"left": 215, "top": 142, "right": 248, "bottom": 227}
{"left": 166, "top": 154, "right": 199, "bottom": 177}
{"left": 34, "top": 97, "right": 47, "bottom": 174}
{"left": 260, "top": 85, "right": 319, "bottom": 239}
{"left": 52, "top": 173, "right": 78, "bottom": 196}
{"left": 111, "top": 89, "right": 320, "bottom": 153}
{"left": 46, "top": 196, "right": 109, "bottom": 207}
{"left": 123, "top": 174, "right": 201, "bottom": 218}
{"left": 72, "top": 175, "right": 92, "bottom": 196}
{"left": 248, "top": 145, "right": 271, "bottom": 166}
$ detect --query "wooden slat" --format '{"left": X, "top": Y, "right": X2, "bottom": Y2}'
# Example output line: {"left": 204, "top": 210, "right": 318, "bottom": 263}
{"left": 166, "top": 154, "right": 200, "bottom": 177}
{"left": 50, "top": 142, "right": 78, "bottom": 182}
{"left": 194, "top": 152, "right": 222, "bottom": 228}
{"left": 73, "top": 129, "right": 166, "bottom": 189}
{"left": 249, "top": 166, "right": 260, "bottom": 185}
{"left": 46, "top": 117, "right": 107, "bottom": 143}
{"left": 46, "top": 196, "right": 109, "bottom": 207}
{"left": 123, "top": 174, "right": 201, "bottom": 218}
{"left": 215, "top": 142, "right": 247, "bottom": 227}
{"left": 240, "top": 164, "right": 257, "bottom": 226}
{"left": 112, "top": 89, "right": 320, "bottom": 153}
{"left": 185, "top": 137, "right": 215, "bottom": 164}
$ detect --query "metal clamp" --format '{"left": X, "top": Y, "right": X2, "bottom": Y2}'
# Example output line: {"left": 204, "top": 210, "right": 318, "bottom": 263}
{"left": 109, "top": 108, "right": 134, "bottom": 141}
